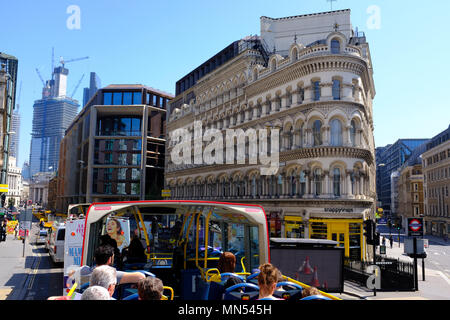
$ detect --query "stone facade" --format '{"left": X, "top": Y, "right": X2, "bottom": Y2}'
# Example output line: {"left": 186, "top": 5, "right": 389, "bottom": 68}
{"left": 165, "top": 10, "right": 376, "bottom": 260}
{"left": 422, "top": 139, "right": 450, "bottom": 237}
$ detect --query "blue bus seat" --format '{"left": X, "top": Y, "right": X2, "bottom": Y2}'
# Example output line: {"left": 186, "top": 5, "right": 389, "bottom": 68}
{"left": 300, "top": 294, "right": 332, "bottom": 300}
{"left": 223, "top": 283, "right": 259, "bottom": 301}
{"left": 122, "top": 293, "right": 139, "bottom": 300}
{"left": 273, "top": 281, "right": 303, "bottom": 301}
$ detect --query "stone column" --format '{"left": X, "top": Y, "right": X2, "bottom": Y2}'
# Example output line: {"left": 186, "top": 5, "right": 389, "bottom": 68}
{"left": 280, "top": 96, "right": 287, "bottom": 111}
{"left": 324, "top": 170, "right": 330, "bottom": 197}
{"left": 346, "top": 170, "right": 353, "bottom": 198}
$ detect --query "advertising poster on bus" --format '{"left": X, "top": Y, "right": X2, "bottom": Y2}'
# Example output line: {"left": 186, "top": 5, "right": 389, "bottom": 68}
{"left": 105, "top": 217, "right": 130, "bottom": 252}
{"left": 63, "top": 219, "right": 85, "bottom": 294}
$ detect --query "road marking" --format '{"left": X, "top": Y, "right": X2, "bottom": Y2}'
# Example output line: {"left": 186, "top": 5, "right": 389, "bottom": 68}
{"left": 0, "top": 288, "right": 13, "bottom": 300}
{"left": 27, "top": 245, "right": 41, "bottom": 290}
{"left": 437, "top": 271, "right": 450, "bottom": 287}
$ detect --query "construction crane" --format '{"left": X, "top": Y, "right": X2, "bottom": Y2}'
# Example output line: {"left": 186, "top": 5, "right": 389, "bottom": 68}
{"left": 59, "top": 56, "right": 89, "bottom": 68}
{"left": 35, "top": 68, "right": 46, "bottom": 87}
{"left": 71, "top": 74, "right": 85, "bottom": 98}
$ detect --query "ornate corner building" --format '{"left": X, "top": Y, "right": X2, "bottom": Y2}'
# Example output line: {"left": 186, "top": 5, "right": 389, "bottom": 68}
{"left": 165, "top": 10, "right": 376, "bottom": 260}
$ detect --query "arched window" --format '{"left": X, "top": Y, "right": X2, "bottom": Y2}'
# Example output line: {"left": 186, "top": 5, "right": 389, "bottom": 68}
{"left": 313, "top": 120, "right": 322, "bottom": 146}
{"left": 314, "top": 168, "right": 322, "bottom": 196}
{"left": 331, "top": 39, "right": 340, "bottom": 54}
{"left": 251, "top": 176, "right": 256, "bottom": 197}
{"left": 298, "top": 87, "right": 305, "bottom": 104}
{"left": 350, "top": 120, "right": 357, "bottom": 147}
{"left": 289, "top": 126, "right": 294, "bottom": 149}
{"left": 313, "top": 81, "right": 321, "bottom": 101}
{"left": 299, "top": 171, "right": 306, "bottom": 195}
{"left": 291, "top": 172, "right": 297, "bottom": 196}
{"left": 330, "top": 119, "right": 343, "bottom": 146}
{"left": 332, "top": 79, "right": 341, "bottom": 100}
{"left": 333, "top": 168, "right": 341, "bottom": 196}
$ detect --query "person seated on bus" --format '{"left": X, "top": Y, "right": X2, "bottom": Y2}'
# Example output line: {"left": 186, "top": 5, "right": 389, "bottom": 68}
{"left": 218, "top": 252, "right": 243, "bottom": 289}
{"left": 257, "top": 263, "right": 283, "bottom": 300}
{"left": 301, "top": 286, "right": 320, "bottom": 299}
{"left": 99, "top": 234, "right": 123, "bottom": 269}
{"left": 79, "top": 244, "right": 145, "bottom": 286}
{"left": 137, "top": 276, "right": 164, "bottom": 300}
{"left": 81, "top": 286, "right": 112, "bottom": 300}
{"left": 89, "top": 265, "right": 117, "bottom": 298}
{"left": 123, "top": 231, "right": 147, "bottom": 264}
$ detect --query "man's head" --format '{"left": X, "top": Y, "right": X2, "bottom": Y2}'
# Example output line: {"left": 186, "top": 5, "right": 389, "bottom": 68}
{"left": 94, "top": 244, "right": 115, "bottom": 266}
{"left": 90, "top": 265, "right": 117, "bottom": 297}
{"left": 137, "top": 277, "right": 164, "bottom": 300}
{"left": 81, "top": 286, "right": 111, "bottom": 300}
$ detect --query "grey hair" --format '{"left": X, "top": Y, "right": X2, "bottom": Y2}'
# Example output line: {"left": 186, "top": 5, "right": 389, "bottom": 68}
{"left": 90, "top": 265, "right": 117, "bottom": 289}
{"left": 81, "top": 286, "right": 111, "bottom": 300}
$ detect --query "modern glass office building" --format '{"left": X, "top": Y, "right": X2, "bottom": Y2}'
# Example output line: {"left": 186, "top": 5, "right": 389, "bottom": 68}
{"left": 56, "top": 84, "right": 172, "bottom": 213}
{"left": 29, "top": 96, "right": 79, "bottom": 176}
{"left": 376, "top": 139, "right": 429, "bottom": 216}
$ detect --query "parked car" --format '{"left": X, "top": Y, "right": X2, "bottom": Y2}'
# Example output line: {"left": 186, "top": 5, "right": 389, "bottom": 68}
{"left": 49, "top": 223, "right": 65, "bottom": 264}
{"left": 36, "top": 229, "right": 48, "bottom": 245}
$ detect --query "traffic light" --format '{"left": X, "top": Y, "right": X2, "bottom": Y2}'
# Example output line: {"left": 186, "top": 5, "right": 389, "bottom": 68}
{"left": 363, "top": 220, "right": 374, "bottom": 244}
{"left": 0, "top": 193, "right": 5, "bottom": 207}
{"left": 374, "top": 232, "right": 380, "bottom": 246}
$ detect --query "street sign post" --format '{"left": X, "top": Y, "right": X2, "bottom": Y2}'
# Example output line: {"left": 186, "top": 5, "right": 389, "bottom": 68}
{"left": 406, "top": 218, "right": 424, "bottom": 290}
{"left": 407, "top": 218, "right": 424, "bottom": 237}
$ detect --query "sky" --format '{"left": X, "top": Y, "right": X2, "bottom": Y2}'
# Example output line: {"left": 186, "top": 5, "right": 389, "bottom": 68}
{"left": 1, "top": 0, "right": 450, "bottom": 168}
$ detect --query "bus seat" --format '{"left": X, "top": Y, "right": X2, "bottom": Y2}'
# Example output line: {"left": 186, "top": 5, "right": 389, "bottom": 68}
{"left": 122, "top": 293, "right": 139, "bottom": 300}
{"left": 223, "top": 283, "right": 259, "bottom": 301}
{"left": 245, "top": 271, "right": 259, "bottom": 285}
{"left": 300, "top": 294, "right": 332, "bottom": 300}
{"left": 273, "top": 281, "right": 303, "bottom": 301}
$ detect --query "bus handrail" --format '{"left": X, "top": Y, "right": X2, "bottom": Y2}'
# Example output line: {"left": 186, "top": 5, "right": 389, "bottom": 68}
{"left": 282, "top": 276, "right": 341, "bottom": 300}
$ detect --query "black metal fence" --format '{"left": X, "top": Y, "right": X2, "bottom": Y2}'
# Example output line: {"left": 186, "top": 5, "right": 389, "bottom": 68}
{"left": 344, "top": 255, "right": 415, "bottom": 291}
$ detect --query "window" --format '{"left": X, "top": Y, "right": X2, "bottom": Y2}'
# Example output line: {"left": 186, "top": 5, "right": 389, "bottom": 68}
{"left": 350, "top": 120, "right": 357, "bottom": 147}
{"left": 113, "top": 92, "right": 122, "bottom": 105}
{"left": 117, "top": 183, "right": 126, "bottom": 195}
{"left": 133, "top": 92, "right": 142, "bottom": 105}
{"left": 331, "top": 39, "right": 340, "bottom": 54}
{"left": 314, "top": 168, "right": 322, "bottom": 196}
{"left": 118, "top": 168, "right": 127, "bottom": 180}
{"left": 123, "top": 92, "right": 132, "bottom": 105}
{"left": 313, "top": 81, "right": 321, "bottom": 101}
{"left": 330, "top": 119, "right": 343, "bottom": 146}
{"left": 333, "top": 168, "right": 341, "bottom": 196}
{"left": 332, "top": 79, "right": 341, "bottom": 100}
{"left": 298, "top": 87, "right": 304, "bottom": 104}
{"left": 103, "top": 92, "right": 112, "bottom": 105}
{"left": 313, "top": 120, "right": 322, "bottom": 146}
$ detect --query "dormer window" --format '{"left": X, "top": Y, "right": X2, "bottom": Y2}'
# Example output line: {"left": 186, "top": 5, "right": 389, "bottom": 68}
{"left": 331, "top": 39, "right": 341, "bottom": 54}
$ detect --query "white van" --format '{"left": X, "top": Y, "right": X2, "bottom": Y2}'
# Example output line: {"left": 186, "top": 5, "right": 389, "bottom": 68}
{"left": 49, "top": 222, "right": 66, "bottom": 264}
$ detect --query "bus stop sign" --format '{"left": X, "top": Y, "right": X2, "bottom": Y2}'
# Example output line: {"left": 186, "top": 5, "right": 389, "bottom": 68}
{"left": 408, "top": 218, "right": 423, "bottom": 237}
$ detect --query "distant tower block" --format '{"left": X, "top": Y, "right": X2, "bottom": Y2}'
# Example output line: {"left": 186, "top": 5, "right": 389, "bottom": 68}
{"left": 311, "top": 266, "right": 320, "bottom": 287}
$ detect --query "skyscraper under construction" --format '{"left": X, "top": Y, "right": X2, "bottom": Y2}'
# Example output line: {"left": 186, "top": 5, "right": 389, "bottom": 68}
{"left": 29, "top": 66, "right": 80, "bottom": 177}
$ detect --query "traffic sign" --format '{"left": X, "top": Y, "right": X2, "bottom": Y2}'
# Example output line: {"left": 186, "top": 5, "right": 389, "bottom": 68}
{"left": 0, "top": 184, "right": 8, "bottom": 192}
{"left": 407, "top": 218, "right": 424, "bottom": 237}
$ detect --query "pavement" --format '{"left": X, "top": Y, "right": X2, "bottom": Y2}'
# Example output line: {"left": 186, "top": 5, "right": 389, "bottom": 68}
{"left": 340, "top": 232, "right": 450, "bottom": 300}
{"left": 0, "top": 223, "right": 40, "bottom": 300}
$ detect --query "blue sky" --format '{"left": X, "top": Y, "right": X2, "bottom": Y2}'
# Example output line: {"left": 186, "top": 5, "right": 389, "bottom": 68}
{"left": 1, "top": 0, "right": 450, "bottom": 167}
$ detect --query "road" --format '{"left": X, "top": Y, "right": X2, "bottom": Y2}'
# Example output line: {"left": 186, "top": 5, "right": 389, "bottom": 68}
{"left": 373, "top": 223, "right": 450, "bottom": 299}
{"left": 0, "top": 219, "right": 63, "bottom": 300}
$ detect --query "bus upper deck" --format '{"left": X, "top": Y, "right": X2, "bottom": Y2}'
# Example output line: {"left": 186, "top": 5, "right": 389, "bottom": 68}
{"left": 76, "top": 200, "right": 339, "bottom": 300}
